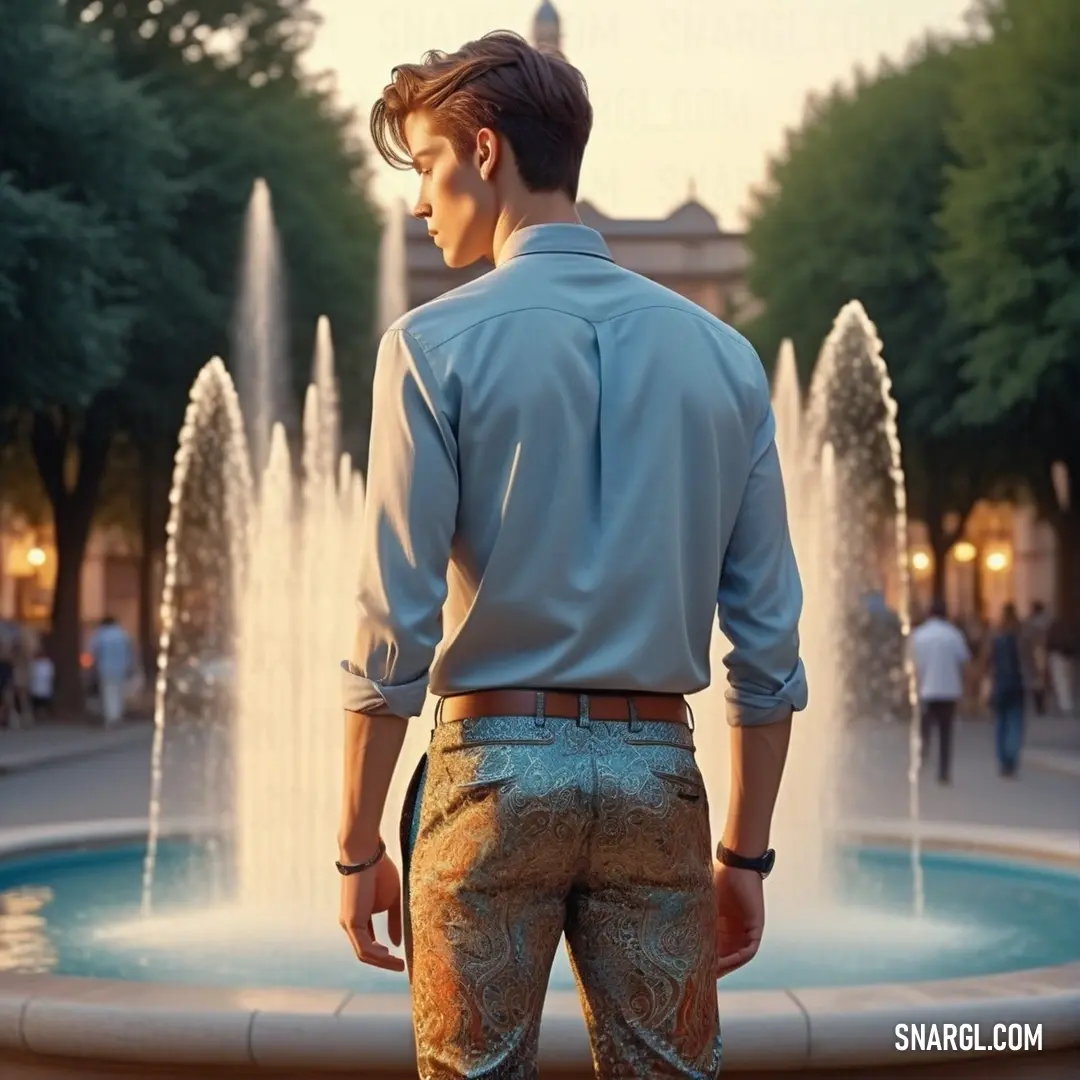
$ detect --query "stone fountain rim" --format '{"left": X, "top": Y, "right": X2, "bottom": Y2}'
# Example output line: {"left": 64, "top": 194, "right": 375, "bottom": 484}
{"left": 0, "top": 819, "right": 1078, "bottom": 1072}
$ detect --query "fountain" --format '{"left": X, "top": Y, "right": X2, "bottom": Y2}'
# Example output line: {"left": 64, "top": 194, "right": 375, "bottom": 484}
{"left": 0, "top": 187, "right": 1077, "bottom": 1075}
{"left": 233, "top": 178, "right": 289, "bottom": 478}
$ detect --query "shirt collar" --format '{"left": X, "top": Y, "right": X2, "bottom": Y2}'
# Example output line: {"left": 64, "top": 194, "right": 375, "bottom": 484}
{"left": 495, "top": 223, "right": 613, "bottom": 268}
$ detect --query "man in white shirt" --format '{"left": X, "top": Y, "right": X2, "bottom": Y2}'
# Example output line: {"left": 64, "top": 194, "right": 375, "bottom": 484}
{"left": 910, "top": 598, "right": 971, "bottom": 784}
{"left": 89, "top": 617, "right": 133, "bottom": 727}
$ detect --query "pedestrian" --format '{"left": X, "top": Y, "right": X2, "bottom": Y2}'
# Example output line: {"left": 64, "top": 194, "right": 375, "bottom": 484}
{"left": 1046, "top": 611, "right": 1076, "bottom": 716}
{"left": 88, "top": 616, "right": 133, "bottom": 727}
{"left": 9, "top": 628, "right": 34, "bottom": 727}
{"left": 984, "top": 603, "right": 1028, "bottom": 778}
{"left": 960, "top": 608, "right": 990, "bottom": 717}
{"left": 910, "top": 597, "right": 971, "bottom": 785}
{"left": 0, "top": 618, "right": 17, "bottom": 728}
{"left": 334, "top": 30, "right": 807, "bottom": 1080}
{"left": 29, "top": 643, "right": 55, "bottom": 719}
{"left": 1022, "top": 601, "right": 1051, "bottom": 715}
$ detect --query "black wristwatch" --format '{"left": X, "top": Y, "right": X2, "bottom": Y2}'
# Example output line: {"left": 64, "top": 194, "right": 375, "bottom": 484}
{"left": 335, "top": 839, "right": 386, "bottom": 876}
{"left": 717, "top": 843, "right": 775, "bottom": 879}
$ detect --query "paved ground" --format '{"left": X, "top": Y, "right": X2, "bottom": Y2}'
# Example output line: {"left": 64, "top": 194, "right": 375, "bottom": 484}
{"left": 0, "top": 719, "right": 151, "bottom": 776}
{"left": 837, "top": 713, "right": 1080, "bottom": 833}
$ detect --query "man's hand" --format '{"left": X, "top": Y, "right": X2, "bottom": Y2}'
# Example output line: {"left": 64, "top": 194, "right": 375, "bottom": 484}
{"left": 714, "top": 862, "right": 765, "bottom": 978}
{"left": 339, "top": 854, "right": 405, "bottom": 972}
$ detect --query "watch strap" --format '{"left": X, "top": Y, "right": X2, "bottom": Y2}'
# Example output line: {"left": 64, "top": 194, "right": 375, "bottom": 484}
{"left": 716, "top": 842, "right": 775, "bottom": 876}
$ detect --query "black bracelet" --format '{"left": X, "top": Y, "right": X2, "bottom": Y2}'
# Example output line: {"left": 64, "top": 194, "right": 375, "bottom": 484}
{"left": 335, "top": 839, "right": 386, "bottom": 876}
{"left": 716, "top": 842, "right": 775, "bottom": 879}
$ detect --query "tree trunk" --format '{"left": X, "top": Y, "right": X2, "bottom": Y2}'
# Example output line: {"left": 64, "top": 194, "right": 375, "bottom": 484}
{"left": 138, "top": 442, "right": 170, "bottom": 684}
{"left": 926, "top": 514, "right": 948, "bottom": 603}
{"left": 49, "top": 519, "right": 93, "bottom": 717}
{"left": 922, "top": 466, "right": 973, "bottom": 606}
{"left": 1037, "top": 452, "right": 1080, "bottom": 622}
{"left": 30, "top": 403, "right": 113, "bottom": 717}
{"left": 1053, "top": 482, "right": 1080, "bottom": 622}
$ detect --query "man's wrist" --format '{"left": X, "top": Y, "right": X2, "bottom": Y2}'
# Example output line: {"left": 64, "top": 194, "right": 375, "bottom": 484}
{"left": 337, "top": 831, "right": 382, "bottom": 864}
{"left": 335, "top": 839, "right": 386, "bottom": 875}
{"left": 720, "top": 825, "right": 770, "bottom": 857}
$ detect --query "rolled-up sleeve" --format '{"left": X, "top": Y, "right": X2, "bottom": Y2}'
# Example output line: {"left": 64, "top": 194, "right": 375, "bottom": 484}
{"left": 718, "top": 399, "right": 808, "bottom": 727}
{"left": 340, "top": 327, "right": 458, "bottom": 718}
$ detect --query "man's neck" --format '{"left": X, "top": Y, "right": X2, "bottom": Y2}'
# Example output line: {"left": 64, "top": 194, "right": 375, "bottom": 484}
{"left": 491, "top": 192, "right": 581, "bottom": 264}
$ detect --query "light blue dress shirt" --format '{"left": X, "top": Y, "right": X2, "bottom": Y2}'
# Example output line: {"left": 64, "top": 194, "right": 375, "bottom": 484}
{"left": 341, "top": 224, "right": 807, "bottom": 726}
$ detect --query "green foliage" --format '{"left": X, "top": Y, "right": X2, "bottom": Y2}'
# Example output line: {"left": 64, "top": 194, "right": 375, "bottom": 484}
{"left": 65, "top": 1, "right": 381, "bottom": 465}
{"left": 0, "top": 0, "right": 187, "bottom": 410}
{"left": 114, "top": 68, "right": 380, "bottom": 452}
{"left": 60, "top": 0, "right": 321, "bottom": 84}
{"left": 740, "top": 38, "right": 1012, "bottom": 542}
{"left": 937, "top": 0, "right": 1080, "bottom": 448}
{"left": 0, "top": 426, "right": 49, "bottom": 526}
{"left": 744, "top": 41, "right": 966, "bottom": 427}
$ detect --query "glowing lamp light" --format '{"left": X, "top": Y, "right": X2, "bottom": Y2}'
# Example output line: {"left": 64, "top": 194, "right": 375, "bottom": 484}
{"left": 985, "top": 551, "right": 1009, "bottom": 573}
{"left": 910, "top": 550, "right": 932, "bottom": 573}
{"left": 951, "top": 541, "right": 977, "bottom": 564}
{"left": 27, "top": 546, "right": 47, "bottom": 568}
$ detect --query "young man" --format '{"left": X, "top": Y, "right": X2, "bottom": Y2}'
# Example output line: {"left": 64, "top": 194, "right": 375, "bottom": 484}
{"left": 336, "top": 31, "right": 807, "bottom": 1079}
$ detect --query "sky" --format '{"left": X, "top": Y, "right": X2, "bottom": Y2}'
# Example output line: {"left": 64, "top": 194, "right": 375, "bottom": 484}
{"left": 306, "top": 0, "right": 973, "bottom": 229}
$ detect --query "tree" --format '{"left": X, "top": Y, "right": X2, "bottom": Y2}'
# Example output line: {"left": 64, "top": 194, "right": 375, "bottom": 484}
{"left": 65, "top": 0, "right": 381, "bottom": 677}
{"left": 60, "top": 0, "right": 321, "bottom": 85}
{"left": 938, "top": 0, "right": 1080, "bottom": 615}
{"left": 1, "top": 0, "right": 191, "bottom": 711}
{"left": 741, "top": 38, "right": 1009, "bottom": 597}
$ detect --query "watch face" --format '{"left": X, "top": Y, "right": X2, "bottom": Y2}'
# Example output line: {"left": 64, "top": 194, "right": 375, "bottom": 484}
{"left": 760, "top": 849, "right": 776, "bottom": 878}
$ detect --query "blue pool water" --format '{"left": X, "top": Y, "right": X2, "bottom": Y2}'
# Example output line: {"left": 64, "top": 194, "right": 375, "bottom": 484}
{"left": 0, "top": 841, "right": 1077, "bottom": 992}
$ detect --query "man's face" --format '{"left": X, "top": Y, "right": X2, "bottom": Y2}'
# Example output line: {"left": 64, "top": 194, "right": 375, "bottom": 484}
{"left": 404, "top": 110, "right": 495, "bottom": 269}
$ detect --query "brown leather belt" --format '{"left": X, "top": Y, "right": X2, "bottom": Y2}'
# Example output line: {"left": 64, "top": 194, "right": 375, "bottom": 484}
{"left": 438, "top": 689, "right": 689, "bottom": 725}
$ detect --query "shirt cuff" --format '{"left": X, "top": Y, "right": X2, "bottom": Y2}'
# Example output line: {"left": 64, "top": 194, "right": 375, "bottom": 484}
{"left": 339, "top": 660, "right": 428, "bottom": 718}
{"left": 724, "top": 662, "right": 808, "bottom": 727}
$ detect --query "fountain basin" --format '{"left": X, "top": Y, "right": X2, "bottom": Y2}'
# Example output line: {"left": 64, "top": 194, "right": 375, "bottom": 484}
{"left": 0, "top": 820, "right": 1078, "bottom": 1075}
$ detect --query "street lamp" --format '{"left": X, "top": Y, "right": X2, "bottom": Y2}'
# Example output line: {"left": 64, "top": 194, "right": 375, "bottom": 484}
{"left": 951, "top": 541, "right": 977, "bottom": 563}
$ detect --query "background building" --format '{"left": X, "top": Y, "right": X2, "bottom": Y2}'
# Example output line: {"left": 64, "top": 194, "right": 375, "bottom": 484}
{"left": 0, "top": 512, "right": 139, "bottom": 641}
{"left": 532, "top": 0, "right": 563, "bottom": 58}
{"left": 403, "top": 191, "right": 757, "bottom": 323}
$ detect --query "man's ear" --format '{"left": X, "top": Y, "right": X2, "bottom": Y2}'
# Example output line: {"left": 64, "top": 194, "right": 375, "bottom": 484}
{"left": 475, "top": 127, "right": 499, "bottom": 181}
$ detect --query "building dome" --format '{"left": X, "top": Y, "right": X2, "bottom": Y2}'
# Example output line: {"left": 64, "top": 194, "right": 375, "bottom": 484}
{"left": 535, "top": 2, "right": 560, "bottom": 28}
{"left": 532, "top": 2, "right": 563, "bottom": 57}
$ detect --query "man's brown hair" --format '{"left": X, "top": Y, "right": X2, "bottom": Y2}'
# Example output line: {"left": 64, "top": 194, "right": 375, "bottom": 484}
{"left": 370, "top": 31, "right": 593, "bottom": 201}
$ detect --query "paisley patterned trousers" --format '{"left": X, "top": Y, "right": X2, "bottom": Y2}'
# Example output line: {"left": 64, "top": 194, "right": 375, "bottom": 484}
{"left": 399, "top": 705, "right": 722, "bottom": 1079}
